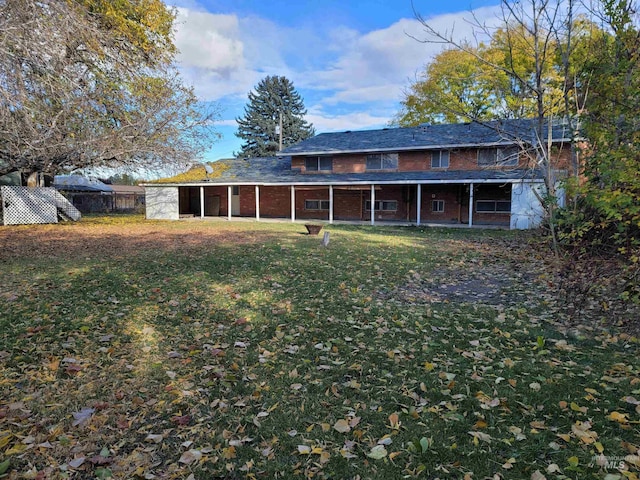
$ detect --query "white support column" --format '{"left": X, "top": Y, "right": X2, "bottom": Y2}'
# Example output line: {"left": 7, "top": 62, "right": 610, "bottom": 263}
{"left": 255, "top": 185, "right": 260, "bottom": 221}
{"left": 416, "top": 184, "right": 422, "bottom": 226}
{"left": 227, "top": 185, "right": 232, "bottom": 221}
{"left": 290, "top": 185, "right": 296, "bottom": 222}
{"left": 329, "top": 185, "right": 334, "bottom": 224}
{"left": 200, "top": 186, "right": 205, "bottom": 218}
{"left": 468, "top": 183, "right": 474, "bottom": 227}
{"left": 370, "top": 184, "right": 375, "bottom": 226}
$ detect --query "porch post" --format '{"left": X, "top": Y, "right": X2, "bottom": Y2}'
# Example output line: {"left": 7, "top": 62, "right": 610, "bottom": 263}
{"left": 329, "top": 185, "right": 334, "bottom": 224}
{"left": 468, "top": 183, "right": 474, "bottom": 227}
{"left": 370, "top": 184, "right": 375, "bottom": 226}
{"left": 416, "top": 184, "right": 422, "bottom": 226}
{"left": 291, "top": 185, "right": 296, "bottom": 222}
{"left": 227, "top": 185, "right": 232, "bottom": 221}
{"left": 199, "top": 186, "right": 205, "bottom": 218}
{"left": 255, "top": 185, "right": 260, "bottom": 221}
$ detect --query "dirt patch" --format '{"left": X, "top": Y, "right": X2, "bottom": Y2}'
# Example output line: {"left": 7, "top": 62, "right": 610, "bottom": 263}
{"left": 380, "top": 237, "right": 548, "bottom": 308}
{"left": 0, "top": 221, "right": 279, "bottom": 262}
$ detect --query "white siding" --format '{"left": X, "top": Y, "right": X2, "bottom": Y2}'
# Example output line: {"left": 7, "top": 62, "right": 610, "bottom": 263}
{"left": 145, "top": 186, "right": 179, "bottom": 220}
{"left": 510, "top": 181, "right": 545, "bottom": 230}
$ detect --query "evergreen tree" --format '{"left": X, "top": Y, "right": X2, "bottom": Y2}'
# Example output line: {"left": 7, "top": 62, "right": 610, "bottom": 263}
{"left": 236, "top": 76, "right": 314, "bottom": 158}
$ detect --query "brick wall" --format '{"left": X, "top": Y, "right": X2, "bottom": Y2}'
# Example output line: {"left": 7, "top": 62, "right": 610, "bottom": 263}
{"left": 292, "top": 146, "right": 542, "bottom": 174}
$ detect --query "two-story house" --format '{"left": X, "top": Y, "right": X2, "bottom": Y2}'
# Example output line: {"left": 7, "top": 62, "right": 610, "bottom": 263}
{"left": 144, "top": 119, "right": 573, "bottom": 229}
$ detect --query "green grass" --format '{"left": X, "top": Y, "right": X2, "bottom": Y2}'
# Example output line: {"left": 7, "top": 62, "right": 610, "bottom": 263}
{"left": 0, "top": 216, "right": 638, "bottom": 479}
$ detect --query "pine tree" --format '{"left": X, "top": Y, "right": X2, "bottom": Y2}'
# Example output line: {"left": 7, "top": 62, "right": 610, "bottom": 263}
{"left": 236, "top": 76, "right": 314, "bottom": 158}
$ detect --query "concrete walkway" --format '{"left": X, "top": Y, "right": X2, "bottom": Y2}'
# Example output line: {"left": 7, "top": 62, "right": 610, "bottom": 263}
{"left": 182, "top": 215, "right": 509, "bottom": 229}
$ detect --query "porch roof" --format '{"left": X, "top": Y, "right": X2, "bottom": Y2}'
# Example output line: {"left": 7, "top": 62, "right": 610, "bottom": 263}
{"left": 145, "top": 156, "right": 544, "bottom": 187}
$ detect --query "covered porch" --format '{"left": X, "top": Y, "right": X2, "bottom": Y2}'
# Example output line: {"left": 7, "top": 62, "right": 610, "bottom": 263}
{"left": 173, "top": 181, "right": 519, "bottom": 228}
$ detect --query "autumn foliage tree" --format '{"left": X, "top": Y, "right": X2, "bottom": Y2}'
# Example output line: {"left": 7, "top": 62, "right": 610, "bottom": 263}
{"left": 566, "top": 0, "right": 640, "bottom": 253}
{"left": 0, "top": 0, "right": 217, "bottom": 181}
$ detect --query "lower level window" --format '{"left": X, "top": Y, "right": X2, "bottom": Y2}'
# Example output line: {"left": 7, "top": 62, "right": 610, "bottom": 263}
{"left": 305, "top": 199, "right": 330, "bottom": 210}
{"left": 476, "top": 200, "right": 511, "bottom": 213}
{"left": 432, "top": 200, "right": 445, "bottom": 212}
{"left": 365, "top": 200, "right": 398, "bottom": 211}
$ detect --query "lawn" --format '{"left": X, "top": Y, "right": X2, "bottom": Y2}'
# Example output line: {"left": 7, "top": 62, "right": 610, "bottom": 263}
{"left": 0, "top": 216, "right": 638, "bottom": 480}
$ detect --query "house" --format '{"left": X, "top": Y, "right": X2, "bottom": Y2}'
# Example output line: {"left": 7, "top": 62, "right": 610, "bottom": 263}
{"left": 144, "top": 119, "right": 573, "bottom": 229}
{"left": 54, "top": 175, "right": 145, "bottom": 213}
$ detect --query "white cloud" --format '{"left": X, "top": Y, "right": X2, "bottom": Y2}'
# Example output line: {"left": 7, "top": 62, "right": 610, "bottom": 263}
{"left": 174, "top": 9, "right": 244, "bottom": 72}
{"left": 307, "top": 109, "right": 391, "bottom": 132}
{"left": 170, "top": 1, "right": 505, "bottom": 139}
{"left": 217, "top": 118, "right": 239, "bottom": 127}
{"left": 305, "top": 7, "right": 502, "bottom": 99}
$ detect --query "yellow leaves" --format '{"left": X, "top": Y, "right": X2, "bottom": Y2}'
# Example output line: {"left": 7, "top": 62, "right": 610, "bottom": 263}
{"left": 297, "top": 445, "right": 311, "bottom": 454}
{"left": 297, "top": 444, "right": 329, "bottom": 463}
{"left": 4, "top": 442, "right": 27, "bottom": 456}
{"left": 468, "top": 431, "right": 492, "bottom": 445}
{"left": 473, "top": 419, "right": 488, "bottom": 429}
{"left": 388, "top": 451, "right": 402, "bottom": 461}
{"left": 502, "top": 457, "right": 516, "bottom": 469}
{"left": 424, "top": 361, "right": 435, "bottom": 372}
{"left": 571, "top": 421, "right": 598, "bottom": 445}
{"left": 153, "top": 161, "right": 231, "bottom": 184}
{"left": 0, "top": 431, "right": 12, "bottom": 449}
{"left": 222, "top": 446, "right": 236, "bottom": 459}
{"left": 570, "top": 402, "right": 588, "bottom": 414}
{"left": 607, "top": 411, "right": 636, "bottom": 426}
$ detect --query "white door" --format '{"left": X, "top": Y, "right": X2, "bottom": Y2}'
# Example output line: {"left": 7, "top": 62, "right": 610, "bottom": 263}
{"left": 231, "top": 186, "right": 240, "bottom": 216}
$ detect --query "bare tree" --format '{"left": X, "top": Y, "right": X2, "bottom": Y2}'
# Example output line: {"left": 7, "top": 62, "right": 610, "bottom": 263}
{"left": 412, "top": 0, "right": 582, "bottom": 254}
{"left": 0, "top": 0, "right": 218, "bottom": 182}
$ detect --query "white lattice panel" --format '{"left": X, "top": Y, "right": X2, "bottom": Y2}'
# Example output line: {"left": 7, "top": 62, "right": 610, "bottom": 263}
{"left": 47, "top": 190, "right": 82, "bottom": 221}
{"left": 2, "top": 186, "right": 59, "bottom": 225}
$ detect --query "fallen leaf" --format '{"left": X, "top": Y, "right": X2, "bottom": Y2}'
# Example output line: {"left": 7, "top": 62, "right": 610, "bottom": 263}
{"left": 367, "top": 445, "right": 387, "bottom": 459}
{"left": 145, "top": 434, "right": 164, "bottom": 444}
{"left": 333, "top": 419, "right": 351, "bottom": 433}
{"left": 178, "top": 449, "right": 202, "bottom": 465}
{"left": 71, "top": 407, "right": 95, "bottom": 427}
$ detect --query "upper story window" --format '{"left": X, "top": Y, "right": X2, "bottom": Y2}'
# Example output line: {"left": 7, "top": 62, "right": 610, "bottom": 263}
{"left": 366, "top": 153, "right": 398, "bottom": 170}
{"left": 305, "top": 156, "right": 332, "bottom": 172}
{"left": 478, "top": 147, "right": 519, "bottom": 167}
{"left": 431, "top": 150, "right": 450, "bottom": 168}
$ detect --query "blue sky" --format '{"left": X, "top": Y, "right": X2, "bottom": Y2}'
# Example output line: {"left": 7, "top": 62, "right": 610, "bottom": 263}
{"left": 168, "top": 0, "right": 503, "bottom": 162}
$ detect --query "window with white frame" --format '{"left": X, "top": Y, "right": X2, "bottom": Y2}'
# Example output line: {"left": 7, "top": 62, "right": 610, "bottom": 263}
{"left": 364, "top": 200, "right": 398, "bottom": 211}
{"left": 477, "top": 147, "right": 519, "bottom": 167}
{"left": 432, "top": 199, "right": 445, "bottom": 212}
{"left": 366, "top": 153, "right": 398, "bottom": 170}
{"left": 476, "top": 200, "right": 511, "bottom": 213}
{"left": 304, "top": 199, "right": 330, "bottom": 210}
{"left": 305, "top": 156, "right": 332, "bottom": 172}
{"left": 431, "top": 150, "right": 450, "bottom": 168}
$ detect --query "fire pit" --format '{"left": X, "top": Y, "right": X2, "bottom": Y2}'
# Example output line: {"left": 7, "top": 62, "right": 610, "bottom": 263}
{"left": 304, "top": 224, "right": 323, "bottom": 235}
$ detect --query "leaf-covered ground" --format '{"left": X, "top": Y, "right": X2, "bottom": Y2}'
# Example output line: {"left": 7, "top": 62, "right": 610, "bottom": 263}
{"left": 0, "top": 216, "right": 638, "bottom": 480}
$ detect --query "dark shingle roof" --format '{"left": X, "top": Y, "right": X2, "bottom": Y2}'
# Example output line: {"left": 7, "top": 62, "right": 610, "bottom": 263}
{"left": 145, "top": 119, "right": 562, "bottom": 187}
{"left": 279, "top": 119, "right": 571, "bottom": 156}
